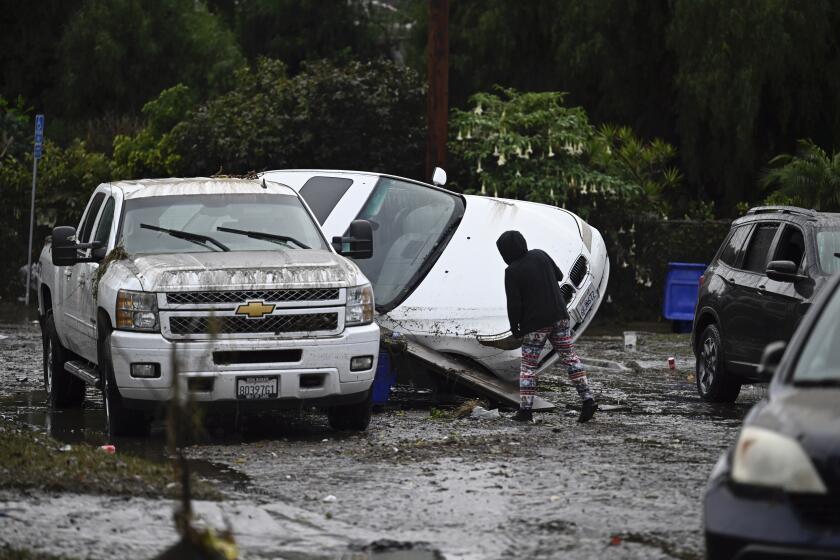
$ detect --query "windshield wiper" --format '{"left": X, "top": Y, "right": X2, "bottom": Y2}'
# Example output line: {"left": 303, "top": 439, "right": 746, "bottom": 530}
{"left": 140, "top": 224, "right": 230, "bottom": 252}
{"left": 793, "top": 378, "right": 840, "bottom": 387}
{"left": 216, "top": 226, "right": 310, "bottom": 249}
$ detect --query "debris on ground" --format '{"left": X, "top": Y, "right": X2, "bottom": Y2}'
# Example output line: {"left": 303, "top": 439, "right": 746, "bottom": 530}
{"left": 469, "top": 406, "right": 501, "bottom": 420}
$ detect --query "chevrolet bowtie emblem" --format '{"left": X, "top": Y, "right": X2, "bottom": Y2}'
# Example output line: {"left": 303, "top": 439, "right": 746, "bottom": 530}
{"left": 235, "top": 300, "right": 275, "bottom": 319}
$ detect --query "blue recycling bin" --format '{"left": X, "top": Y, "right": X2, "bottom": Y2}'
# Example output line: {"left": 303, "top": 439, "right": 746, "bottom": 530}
{"left": 371, "top": 351, "right": 396, "bottom": 405}
{"left": 663, "top": 262, "right": 706, "bottom": 331}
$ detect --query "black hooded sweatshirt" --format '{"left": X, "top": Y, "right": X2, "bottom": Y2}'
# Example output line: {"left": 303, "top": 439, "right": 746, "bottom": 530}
{"left": 496, "top": 230, "right": 569, "bottom": 337}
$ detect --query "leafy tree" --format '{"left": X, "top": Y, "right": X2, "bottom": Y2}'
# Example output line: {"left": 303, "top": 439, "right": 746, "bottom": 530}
{"left": 58, "top": 0, "right": 244, "bottom": 118}
{"left": 448, "top": 89, "right": 679, "bottom": 219}
{"left": 172, "top": 58, "right": 425, "bottom": 178}
{"left": 230, "top": 0, "right": 399, "bottom": 72}
{"left": 669, "top": 0, "right": 840, "bottom": 211}
{"left": 762, "top": 139, "right": 840, "bottom": 211}
{"left": 111, "top": 85, "right": 195, "bottom": 179}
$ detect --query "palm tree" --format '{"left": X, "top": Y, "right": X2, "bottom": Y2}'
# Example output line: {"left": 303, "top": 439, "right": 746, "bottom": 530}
{"left": 761, "top": 139, "right": 840, "bottom": 211}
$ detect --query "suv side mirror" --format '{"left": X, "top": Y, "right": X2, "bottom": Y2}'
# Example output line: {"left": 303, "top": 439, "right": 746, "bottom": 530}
{"left": 51, "top": 226, "right": 104, "bottom": 266}
{"left": 332, "top": 219, "right": 373, "bottom": 259}
{"left": 766, "top": 260, "right": 805, "bottom": 282}
{"left": 758, "top": 341, "right": 786, "bottom": 381}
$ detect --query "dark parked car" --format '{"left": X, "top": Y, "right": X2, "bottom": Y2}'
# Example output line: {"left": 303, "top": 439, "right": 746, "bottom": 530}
{"left": 704, "top": 271, "right": 840, "bottom": 559}
{"left": 692, "top": 206, "right": 840, "bottom": 402}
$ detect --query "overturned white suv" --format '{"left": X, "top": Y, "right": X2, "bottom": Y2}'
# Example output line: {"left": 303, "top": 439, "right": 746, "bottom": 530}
{"left": 38, "top": 178, "right": 379, "bottom": 435}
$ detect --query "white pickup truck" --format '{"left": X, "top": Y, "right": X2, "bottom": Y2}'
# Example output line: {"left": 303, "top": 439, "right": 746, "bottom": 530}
{"left": 37, "top": 177, "right": 380, "bottom": 435}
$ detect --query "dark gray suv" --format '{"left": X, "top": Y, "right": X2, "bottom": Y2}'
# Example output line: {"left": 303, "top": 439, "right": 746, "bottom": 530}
{"left": 692, "top": 206, "right": 840, "bottom": 402}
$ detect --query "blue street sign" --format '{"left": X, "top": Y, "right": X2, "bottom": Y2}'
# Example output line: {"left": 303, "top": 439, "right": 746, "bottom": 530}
{"left": 34, "top": 114, "right": 44, "bottom": 160}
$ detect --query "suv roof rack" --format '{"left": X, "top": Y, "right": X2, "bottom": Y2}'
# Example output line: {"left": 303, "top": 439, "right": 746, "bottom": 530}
{"left": 746, "top": 206, "right": 818, "bottom": 218}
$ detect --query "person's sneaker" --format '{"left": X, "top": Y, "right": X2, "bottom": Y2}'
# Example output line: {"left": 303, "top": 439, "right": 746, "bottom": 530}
{"left": 511, "top": 408, "right": 534, "bottom": 423}
{"left": 578, "top": 399, "right": 597, "bottom": 423}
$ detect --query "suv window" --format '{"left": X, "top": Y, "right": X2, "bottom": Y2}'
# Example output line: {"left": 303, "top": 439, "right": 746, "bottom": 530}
{"left": 742, "top": 223, "right": 779, "bottom": 273}
{"left": 719, "top": 225, "right": 751, "bottom": 267}
{"left": 299, "top": 176, "right": 353, "bottom": 224}
{"left": 773, "top": 225, "right": 805, "bottom": 270}
{"left": 79, "top": 192, "right": 106, "bottom": 242}
{"left": 93, "top": 197, "right": 116, "bottom": 246}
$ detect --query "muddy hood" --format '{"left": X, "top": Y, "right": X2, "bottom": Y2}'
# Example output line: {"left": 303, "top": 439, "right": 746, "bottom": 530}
{"left": 130, "top": 250, "right": 360, "bottom": 292}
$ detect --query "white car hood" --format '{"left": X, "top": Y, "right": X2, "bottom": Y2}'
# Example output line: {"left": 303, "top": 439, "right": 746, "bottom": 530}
{"left": 128, "top": 250, "right": 362, "bottom": 292}
{"left": 381, "top": 195, "right": 583, "bottom": 337}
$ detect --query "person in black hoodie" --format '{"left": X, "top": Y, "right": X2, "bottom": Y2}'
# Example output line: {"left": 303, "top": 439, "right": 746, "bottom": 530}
{"left": 496, "top": 230, "right": 597, "bottom": 423}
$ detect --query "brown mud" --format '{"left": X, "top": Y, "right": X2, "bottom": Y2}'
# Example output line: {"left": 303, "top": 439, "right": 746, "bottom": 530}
{"left": 0, "top": 307, "right": 764, "bottom": 559}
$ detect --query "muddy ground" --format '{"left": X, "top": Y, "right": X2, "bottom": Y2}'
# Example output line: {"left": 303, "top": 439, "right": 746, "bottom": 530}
{"left": 0, "top": 306, "right": 766, "bottom": 559}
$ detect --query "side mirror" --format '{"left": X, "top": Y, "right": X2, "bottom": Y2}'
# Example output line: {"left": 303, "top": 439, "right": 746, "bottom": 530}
{"left": 766, "top": 260, "right": 805, "bottom": 282}
{"left": 50, "top": 226, "right": 104, "bottom": 266}
{"left": 758, "top": 341, "right": 786, "bottom": 381}
{"left": 431, "top": 167, "right": 447, "bottom": 187}
{"left": 51, "top": 226, "right": 79, "bottom": 267}
{"left": 332, "top": 219, "right": 373, "bottom": 259}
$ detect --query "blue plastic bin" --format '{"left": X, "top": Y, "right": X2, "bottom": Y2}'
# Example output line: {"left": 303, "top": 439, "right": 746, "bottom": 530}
{"left": 663, "top": 263, "right": 706, "bottom": 327}
{"left": 371, "top": 351, "right": 396, "bottom": 405}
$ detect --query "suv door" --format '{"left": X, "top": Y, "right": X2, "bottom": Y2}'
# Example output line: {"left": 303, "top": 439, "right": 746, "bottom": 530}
{"left": 61, "top": 191, "right": 106, "bottom": 355}
{"left": 762, "top": 224, "right": 812, "bottom": 345}
{"left": 715, "top": 224, "right": 754, "bottom": 368}
{"left": 735, "top": 222, "right": 781, "bottom": 368}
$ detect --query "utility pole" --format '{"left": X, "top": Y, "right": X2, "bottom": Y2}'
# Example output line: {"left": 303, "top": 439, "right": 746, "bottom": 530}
{"left": 425, "top": 0, "right": 449, "bottom": 181}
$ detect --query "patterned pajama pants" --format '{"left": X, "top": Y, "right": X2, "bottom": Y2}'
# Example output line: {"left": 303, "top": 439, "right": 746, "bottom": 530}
{"left": 520, "top": 319, "right": 592, "bottom": 410}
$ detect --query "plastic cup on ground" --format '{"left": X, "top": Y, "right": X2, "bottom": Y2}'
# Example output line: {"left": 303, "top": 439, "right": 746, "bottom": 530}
{"left": 623, "top": 331, "right": 637, "bottom": 351}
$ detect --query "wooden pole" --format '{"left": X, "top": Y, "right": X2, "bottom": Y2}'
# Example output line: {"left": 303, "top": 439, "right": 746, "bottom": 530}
{"left": 425, "top": 0, "right": 449, "bottom": 181}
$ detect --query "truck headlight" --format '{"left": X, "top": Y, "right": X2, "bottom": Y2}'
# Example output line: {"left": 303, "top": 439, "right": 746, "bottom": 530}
{"left": 732, "top": 426, "right": 827, "bottom": 494}
{"left": 345, "top": 284, "right": 374, "bottom": 326}
{"left": 116, "top": 290, "right": 159, "bottom": 332}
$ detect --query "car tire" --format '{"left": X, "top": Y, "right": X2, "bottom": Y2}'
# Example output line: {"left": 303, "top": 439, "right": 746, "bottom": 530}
{"left": 42, "top": 313, "right": 85, "bottom": 408}
{"left": 696, "top": 324, "right": 741, "bottom": 403}
{"left": 100, "top": 332, "right": 151, "bottom": 437}
{"left": 328, "top": 392, "right": 373, "bottom": 431}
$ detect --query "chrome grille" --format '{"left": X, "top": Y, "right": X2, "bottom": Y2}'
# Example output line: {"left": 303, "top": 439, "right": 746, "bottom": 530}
{"left": 569, "top": 256, "right": 588, "bottom": 287}
{"left": 169, "top": 313, "right": 338, "bottom": 335}
{"left": 166, "top": 288, "right": 340, "bottom": 306}
{"left": 559, "top": 284, "right": 575, "bottom": 304}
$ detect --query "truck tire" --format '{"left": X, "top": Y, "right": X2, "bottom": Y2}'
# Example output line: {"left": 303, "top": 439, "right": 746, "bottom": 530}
{"left": 696, "top": 324, "right": 741, "bottom": 403}
{"left": 42, "top": 313, "right": 85, "bottom": 408}
{"left": 328, "top": 391, "right": 373, "bottom": 431}
{"left": 100, "top": 332, "right": 151, "bottom": 437}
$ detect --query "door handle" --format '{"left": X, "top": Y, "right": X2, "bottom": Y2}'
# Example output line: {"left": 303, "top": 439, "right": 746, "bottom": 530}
{"left": 757, "top": 284, "right": 766, "bottom": 295}
{"left": 63, "top": 269, "right": 73, "bottom": 278}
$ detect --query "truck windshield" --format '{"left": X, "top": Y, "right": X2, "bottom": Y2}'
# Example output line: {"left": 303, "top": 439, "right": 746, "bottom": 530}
{"left": 353, "top": 176, "right": 464, "bottom": 310}
{"left": 120, "top": 194, "right": 328, "bottom": 254}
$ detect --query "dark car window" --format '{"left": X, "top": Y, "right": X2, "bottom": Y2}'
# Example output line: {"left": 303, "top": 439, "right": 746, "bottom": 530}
{"left": 93, "top": 197, "right": 116, "bottom": 246}
{"left": 791, "top": 283, "right": 840, "bottom": 382}
{"left": 299, "top": 176, "right": 353, "bottom": 225}
{"left": 742, "top": 223, "right": 779, "bottom": 273}
{"left": 79, "top": 192, "right": 106, "bottom": 242}
{"left": 718, "top": 225, "right": 751, "bottom": 267}
{"left": 773, "top": 225, "right": 806, "bottom": 270}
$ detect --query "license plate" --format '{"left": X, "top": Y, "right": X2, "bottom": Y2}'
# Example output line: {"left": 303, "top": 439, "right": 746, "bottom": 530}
{"left": 575, "top": 286, "right": 599, "bottom": 322}
{"left": 236, "top": 376, "right": 278, "bottom": 400}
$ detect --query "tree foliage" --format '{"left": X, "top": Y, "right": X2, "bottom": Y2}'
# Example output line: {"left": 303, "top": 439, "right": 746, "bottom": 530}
{"left": 762, "top": 139, "right": 840, "bottom": 211}
{"left": 172, "top": 58, "right": 425, "bottom": 178}
{"left": 58, "top": 0, "right": 243, "bottom": 118}
{"left": 448, "top": 89, "right": 680, "bottom": 219}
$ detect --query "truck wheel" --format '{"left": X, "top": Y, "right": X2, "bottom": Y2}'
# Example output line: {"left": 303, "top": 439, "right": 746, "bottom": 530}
{"left": 328, "top": 392, "right": 373, "bottom": 431}
{"left": 42, "top": 313, "right": 85, "bottom": 408}
{"left": 100, "top": 332, "right": 151, "bottom": 437}
{"left": 696, "top": 324, "right": 741, "bottom": 403}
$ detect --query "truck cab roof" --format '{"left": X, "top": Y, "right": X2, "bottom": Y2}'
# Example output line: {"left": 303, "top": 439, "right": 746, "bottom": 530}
{"left": 108, "top": 177, "right": 296, "bottom": 200}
